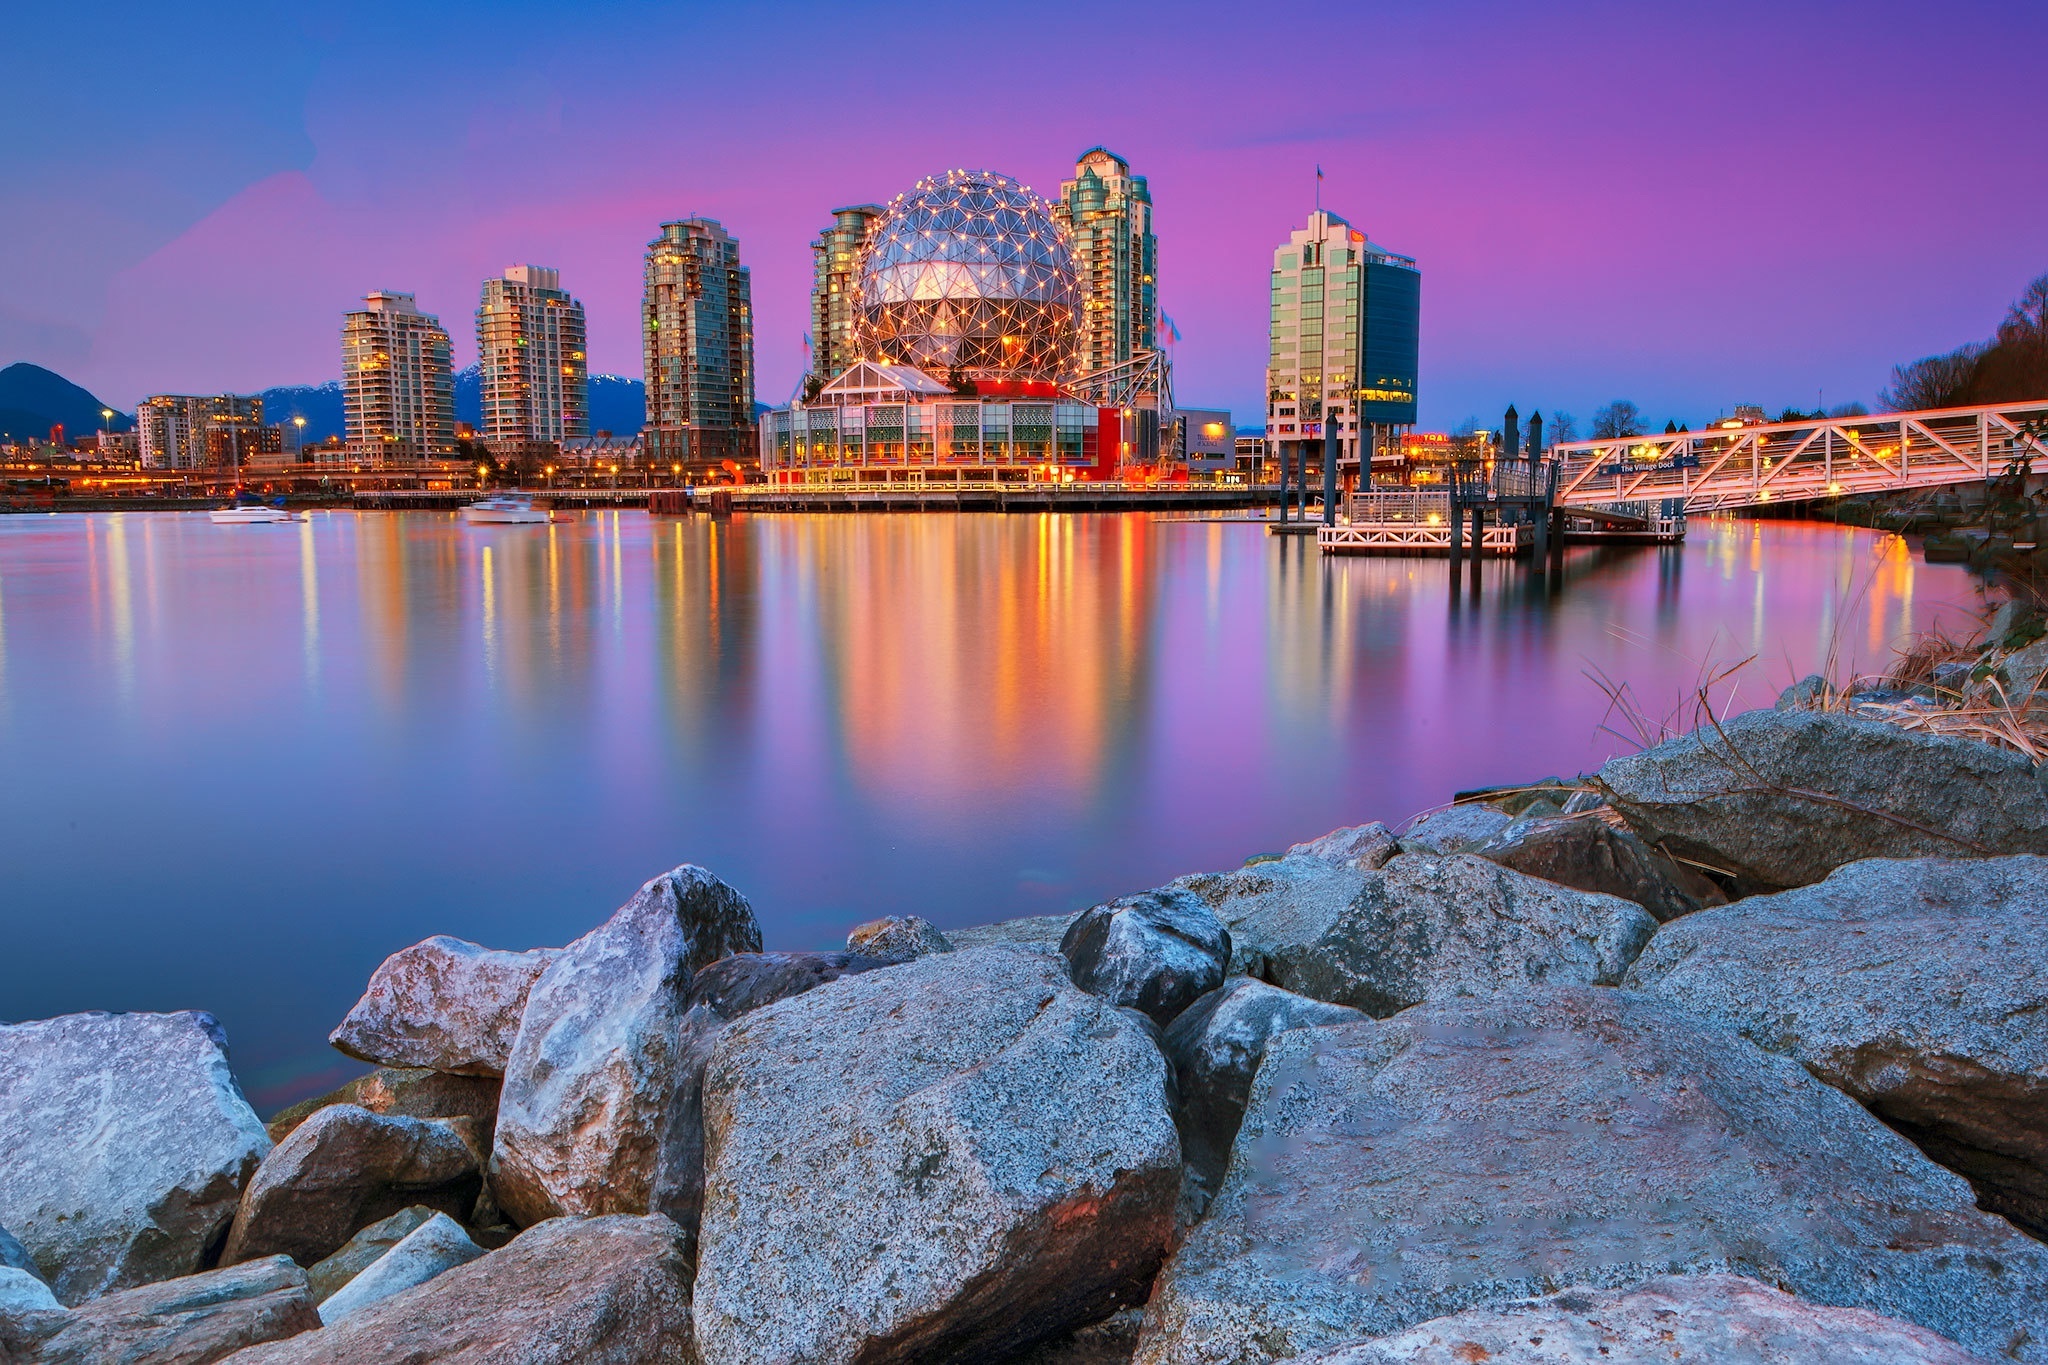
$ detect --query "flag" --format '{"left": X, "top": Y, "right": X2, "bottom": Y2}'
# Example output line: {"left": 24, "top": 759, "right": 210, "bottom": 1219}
{"left": 1316, "top": 165, "right": 1324, "bottom": 181}
{"left": 1156, "top": 311, "right": 1181, "bottom": 347}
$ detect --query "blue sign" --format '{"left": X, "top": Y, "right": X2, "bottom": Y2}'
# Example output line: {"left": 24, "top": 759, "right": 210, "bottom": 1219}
{"left": 1596, "top": 453, "right": 1700, "bottom": 478}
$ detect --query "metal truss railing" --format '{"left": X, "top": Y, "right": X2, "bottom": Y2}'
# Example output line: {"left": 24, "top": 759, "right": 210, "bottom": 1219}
{"left": 1549, "top": 399, "right": 2048, "bottom": 512}
{"left": 1070, "top": 349, "right": 1173, "bottom": 416}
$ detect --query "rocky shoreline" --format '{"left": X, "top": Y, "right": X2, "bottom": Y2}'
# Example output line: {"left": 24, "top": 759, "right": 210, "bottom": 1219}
{"left": 6, "top": 698, "right": 2048, "bottom": 1364}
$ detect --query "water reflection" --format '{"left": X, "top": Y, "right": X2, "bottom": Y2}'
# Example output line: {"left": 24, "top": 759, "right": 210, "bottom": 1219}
{"left": 0, "top": 510, "right": 1981, "bottom": 1107}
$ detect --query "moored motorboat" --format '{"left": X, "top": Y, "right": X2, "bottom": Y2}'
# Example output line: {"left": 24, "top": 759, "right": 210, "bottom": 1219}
{"left": 462, "top": 493, "right": 552, "bottom": 524}
{"left": 209, "top": 502, "right": 298, "bottom": 524}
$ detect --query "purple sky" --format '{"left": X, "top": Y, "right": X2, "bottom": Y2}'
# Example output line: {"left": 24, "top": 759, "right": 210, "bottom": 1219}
{"left": 5, "top": 0, "right": 2045, "bottom": 428}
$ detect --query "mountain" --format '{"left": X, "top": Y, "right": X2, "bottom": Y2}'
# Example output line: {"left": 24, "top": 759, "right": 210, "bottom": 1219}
{"left": 451, "top": 366, "right": 647, "bottom": 436}
{"left": 258, "top": 381, "right": 346, "bottom": 444}
{"left": 4, "top": 361, "right": 655, "bottom": 447}
{"left": 0, "top": 363, "right": 131, "bottom": 441}
{"left": 590, "top": 374, "right": 647, "bottom": 435}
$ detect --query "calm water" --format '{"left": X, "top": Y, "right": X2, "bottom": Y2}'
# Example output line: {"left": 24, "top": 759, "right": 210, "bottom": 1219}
{"left": 0, "top": 510, "right": 1980, "bottom": 1107}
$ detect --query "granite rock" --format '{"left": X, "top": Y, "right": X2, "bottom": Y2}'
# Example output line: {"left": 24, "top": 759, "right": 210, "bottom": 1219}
{"left": 1133, "top": 988, "right": 2048, "bottom": 1365}
{"left": 1397, "top": 804, "right": 1514, "bottom": 855}
{"left": 1286, "top": 1274, "right": 1988, "bottom": 1365}
{"left": 946, "top": 912, "right": 1080, "bottom": 951}
{"left": 0, "top": 1256, "right": 318, "bottom": 1365}
{"left": 1284, "top": 823, "right": 1399, "bottom": 872}
{"left": 489, "top": 865, "right": 762, "bottom": 1226}
{"left": 316, "top": 1211, "right": 482, "bottom": 1324}
{"left": 302, "top": 1206, "right": 435, "bottom": 1304}
{"left": 1598, "top": 708, "right": 2048, "bottom": 890}
{"left": 0, "top": 1011, "right": 270, "bottom": 1304}
{"left": 656, "top": 950, "right": 890, "bottom": 1238}
{"left": 265, "top": 1067, "right": 500, "bottom": 1146}
{"left": 1167, "top": 855, "right": 1374, "bottom": 982}
{"left": 1244, "top": 853, "right": 1656, "bottom": 1016}
{"left": 846, "top": 915, "right": 954, "bottom": 961}
{"left": 328, "top": 937, "right": 562, "bottom": 1077}
{"left": 217, "top": 1214, "right": 694, "bottom": 1365}
{"left": 1062, "top": 889, "right": 1232, "bottom": 1025}
{"left": 694, "top": 946, "right": 1181, "bottom": 1365}
{"left": 0, "top": 1266, "right": 62, "bottom": 1316}
{"left": 0, "top": 1228, "right": 35, "bottom": 1278}
{"left": 1476, "top": 814, "right": 1723, "bottom": 921}
{"left": 1626, "top": 854, "right": 2048, "bottom": 1235}
{"left": 1162, "top": 978, "right": 1366, "bottom": 1209}
{"left": 221, "top": 1106, "right": 480, "bottom": 1268}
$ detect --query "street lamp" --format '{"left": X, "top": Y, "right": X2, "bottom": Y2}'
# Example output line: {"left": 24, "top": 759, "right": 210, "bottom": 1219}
{"left": 293, "top": 416, "right": 306, "bottom": 460}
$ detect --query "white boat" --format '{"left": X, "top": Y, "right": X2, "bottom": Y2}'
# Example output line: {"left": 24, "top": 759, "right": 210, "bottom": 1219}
{"left": 462, "top": 494, "right": 551, "bottom": 524}
{"left": 210, "top": 504, "right": 298, "bottom": 524}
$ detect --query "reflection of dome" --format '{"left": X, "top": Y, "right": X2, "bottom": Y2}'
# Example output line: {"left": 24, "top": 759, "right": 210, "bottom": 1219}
{"left": 855, "top": 170, "right": 1079, "bottom": 383}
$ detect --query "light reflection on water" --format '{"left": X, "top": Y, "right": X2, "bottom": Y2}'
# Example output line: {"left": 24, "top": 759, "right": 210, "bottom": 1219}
{"left": 0, "top": 511, "right": 1978, "bottom": 1106}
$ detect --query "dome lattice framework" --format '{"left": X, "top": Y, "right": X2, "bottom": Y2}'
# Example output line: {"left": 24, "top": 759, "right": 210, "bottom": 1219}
{"left": 855, "top": 171, "right": 1080, "bottom": 384}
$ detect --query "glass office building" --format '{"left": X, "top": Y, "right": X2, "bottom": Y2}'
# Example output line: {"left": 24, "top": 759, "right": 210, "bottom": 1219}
{"left": 1266, "top": 209, "right": 1419, "bottom": 483}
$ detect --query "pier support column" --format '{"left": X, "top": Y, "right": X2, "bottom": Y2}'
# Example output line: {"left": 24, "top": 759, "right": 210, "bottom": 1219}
{"left": 1277, "top": 440, "right": 1289, "bottom": 523}
{"left": 1323, "top": 426, "right": 1340, "bottom": 527}
{"left": 1532, "top": 503, "right": 1549, "bottom": 563}
{"left": 1449, "top": 500, "right": 1465, "bottom": 568}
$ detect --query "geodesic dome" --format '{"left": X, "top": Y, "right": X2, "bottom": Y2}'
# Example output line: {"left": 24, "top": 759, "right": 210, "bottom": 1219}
{"left": 855, "top": 170, "right": 1080, "bottom": 383}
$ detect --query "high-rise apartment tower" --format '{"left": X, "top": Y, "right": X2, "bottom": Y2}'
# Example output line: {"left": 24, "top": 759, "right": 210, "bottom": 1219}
{"left": 136, "top": 394, "right": 272, "bottom": 468}
{"left": 1265, "top": 208, "right": 1418, "bottom": 479}
{"left": 477, "top": 265, "right": 588, "bottom": 453}
{"left": 643, "top": 218, "right": 755, "bottom": 472}
{"left": 1055, "top": 148, "right": 1157, "bottom": 378}
{"left": 342, "top": 292, "right": 455, "bottom": 463}
{"left": 809, "top": 205, "right": 884, "bottom": 386}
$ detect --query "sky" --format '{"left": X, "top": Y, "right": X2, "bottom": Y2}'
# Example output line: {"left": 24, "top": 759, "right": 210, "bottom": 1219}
{"left": 4, "top": 0, "right": 2045, "bottom": 430}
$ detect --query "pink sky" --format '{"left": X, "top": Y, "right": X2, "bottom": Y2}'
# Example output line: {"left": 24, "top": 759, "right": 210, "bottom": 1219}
{"left": 7, "top": 0, "right": 2045, "bottom": 428}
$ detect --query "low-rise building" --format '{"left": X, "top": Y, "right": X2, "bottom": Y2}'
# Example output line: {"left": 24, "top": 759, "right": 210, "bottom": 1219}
{"left": 1178, "top": 409, "right": 1234, "bottom": 475}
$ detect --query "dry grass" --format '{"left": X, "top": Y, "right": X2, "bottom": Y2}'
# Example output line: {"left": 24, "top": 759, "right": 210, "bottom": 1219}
{"left": 1791, "top": 609, "right": 2048, "bottom": 761}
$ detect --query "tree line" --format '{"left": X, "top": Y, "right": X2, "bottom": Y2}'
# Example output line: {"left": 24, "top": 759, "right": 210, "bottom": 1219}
{"left": 1881, "top": 273, "right": 2048, "bottom": 411}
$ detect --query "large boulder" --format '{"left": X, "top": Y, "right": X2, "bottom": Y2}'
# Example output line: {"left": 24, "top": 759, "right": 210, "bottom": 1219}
{"left": 0, "top": 1011, "right": 270, "bottom": 1304}
{"left": 0, "top": 1256, "right": 318, "bottom": 1365}
{"left": 656, "top": 950, "right": 891, "bottom": 1237}
{"left": 216, "top": 1215, "right": 694, "bottom": 1365}
{"left": 489, "top": 865, "right": 761, "bottom": 1226}
{"left": 1475, "top": 814, "right": 1722, "bottom": 921}
{"left": 1162, "top": 978, "right": 1366, "bottom": 1208}
{"left": 1167, "top": 855, "right": 1374, "bottom": 981}
{"left": 316, "top": 1211, "right": 482, "bottom": 1324}
{"left": 1133, "top": 988, "right": 2048, "bottom": 1365}
{"left": 847, "top": 915, "right": 954, "bottom": 961}
{"left": 328, "top": 937, "right": 562, "bottom": 1077}
{"left": 694, "top": 946, "right": 1181, "bottom": 1365}
{"left": 1598, "top": 708, "right": 2048, "bottom": 891}
{"left": 303, "top": 1206, "right": 436, "bottom": 1304}
{"left": 221, "top": 1106, "right": 481, "bottom": 1267}
{"left": 1287, "top": 1274, "right": 1987, "bottom": 1364}
{"left": 1626, "top": 855, "right": 2048, "bottom": 1235}
{"left": 265, "top": 1067, "right": 500, "bottom": 1146}
{"left": 1061, "top": 889, "right": 1232, "bottom": 1025}
{"left": 1236, "top": 854, "right": 1656, "bottom": 1016}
